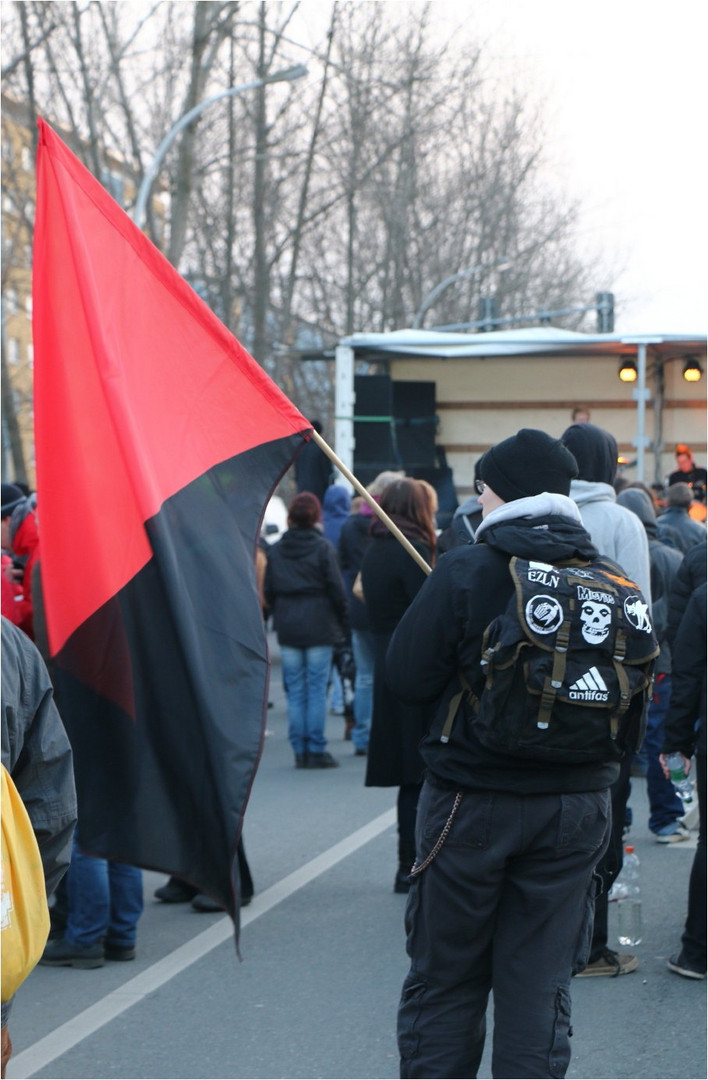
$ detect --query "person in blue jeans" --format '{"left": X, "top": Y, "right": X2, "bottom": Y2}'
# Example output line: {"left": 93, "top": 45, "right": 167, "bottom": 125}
{"left": 281, "top": 644, "right": 335, "bottom": 761}
{"left": 351, "top": 628, "right": 375, "bottom": 755}
{"left": 617, "top": 486, "right": 688, "bottom": 842}
{"left": 265, "top": 491, "right": 349, "bottom": 768}
{"left": 645, "top": 674, "right": 689, "bottom": 839}
{"left": 40, "top": 836, "right": 143, "bottom": 969}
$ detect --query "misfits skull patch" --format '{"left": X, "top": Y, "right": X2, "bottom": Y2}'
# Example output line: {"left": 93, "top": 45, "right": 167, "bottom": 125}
{"left": 580, "top": 601, "right": 613, "bottom": 644}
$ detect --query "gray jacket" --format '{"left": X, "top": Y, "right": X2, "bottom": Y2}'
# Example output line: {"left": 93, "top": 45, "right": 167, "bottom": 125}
{"left": 1, "top": 617, "right": 77, "bottom": 899}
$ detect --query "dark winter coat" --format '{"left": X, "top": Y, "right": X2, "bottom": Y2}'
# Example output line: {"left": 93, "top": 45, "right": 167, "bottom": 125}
{"left": 663, "top": 583, "right": 707, "bottom": 759}
{"left": 617, "top": 487, "right": 684, "bottom": 674}
{"left": 666, "top": 540, "right": 707, "bottom": 649}
{"left": 264, "top": 527, "right": 348, "bottom": 649}
{"left": 338, "top": 509, "right": 374, "bottom": 632}
{"left": 322, "top": 485, "right": 351, "bottom": 547}
{"left": 658, "top": 505, "right": 706, "bottom": 553}
{"left": 294, "top": 440, "right": 333, "bottom": 503}
{"left": 386, "top": 493, "right": 622, "bottom": 795}
{"left": 361, "top": 532, "right": 432, "bottom": 787}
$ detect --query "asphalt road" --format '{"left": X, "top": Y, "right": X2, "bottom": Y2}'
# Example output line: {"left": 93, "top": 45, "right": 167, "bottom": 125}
{"left": 7, "top": 634, "right": 706, "bottom": 1080}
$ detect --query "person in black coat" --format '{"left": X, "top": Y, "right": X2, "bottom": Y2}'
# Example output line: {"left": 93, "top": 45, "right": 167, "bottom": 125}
{"left": 360, "top": 478, "right": 437, "bottom": 893}
{"left": 386, "top": 429, "right": 627, "bottom": 1079}
{"left": 666, "top": 539, "right": 707, "bottom": 648}
{"left": 264, "top": 491, "right": 348, "bottom": 769}
{"left": 661, "top": 583, "right": 707, "bottom": 979}
{"left": 293, "top": 420, "right": 333, "bottom": 504}
{"left": 338, "top": 471, "right": 405, "bottom": 755}
{"left": 660, "top": 483, "right": 706, "bottom": 553}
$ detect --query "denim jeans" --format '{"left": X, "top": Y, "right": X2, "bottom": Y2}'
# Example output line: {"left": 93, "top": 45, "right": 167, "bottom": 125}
{"left": 66, "top": 838, "right": 144, "bottom": 948}
{"left": 351, "top": 629, "right": 375, "bottom": 752}
{"left": 281, "top": 645, "right": 333, "bottom": 755}
{"left": 644, "top": 674, "right": 684, "bottom": 833}
{"left": 328, "top": 665, "right": 344, "bottom": 712}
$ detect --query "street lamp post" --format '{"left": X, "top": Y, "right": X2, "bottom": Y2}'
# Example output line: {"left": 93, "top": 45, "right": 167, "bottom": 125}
{"left": 133, "top": 64, "right": 308, "bottom": 230}
{"left": 412, "top": 258, "right": 512, "bottom": 329}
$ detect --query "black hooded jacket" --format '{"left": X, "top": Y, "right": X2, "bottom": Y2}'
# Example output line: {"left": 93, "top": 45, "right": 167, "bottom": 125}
{"left": 561, "top": 422, "right": 618, "bottom": 484}
{"left": 264, "top": 527, "right": 349, "bottom": 648}
{"left": 617, "top": 487, "right": 683, "bottom": 674}
{"left": 386, "top": 494, "right": 620, "bottom": 794}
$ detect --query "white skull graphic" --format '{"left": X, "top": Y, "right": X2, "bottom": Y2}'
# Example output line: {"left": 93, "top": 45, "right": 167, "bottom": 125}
{"left": 580, "top": 601, "right": 612, "bottom": 644}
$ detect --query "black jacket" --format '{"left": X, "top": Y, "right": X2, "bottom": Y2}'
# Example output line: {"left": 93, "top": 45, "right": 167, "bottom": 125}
{"left": 617, "top": 488, "right": 684, "bottom": 674}
{"left": 361, "top": 531, "right": 432, "bottom": 788}
{"left": 386, "top": 493, "right": 621, "bottom": 795}
{"left": 338, "top": 510, "right": 373, "bottom": 632}
{"left": 666, "top": 540, "right": 707, "bottom": 649}
{"left": 264, "top": 527, "right": 348, "bottom": 648}
{"left": 663, "top": 583, "right": 707, "bottom": 759}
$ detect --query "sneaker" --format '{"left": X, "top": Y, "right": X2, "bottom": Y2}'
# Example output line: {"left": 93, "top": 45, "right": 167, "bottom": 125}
{"left": 40, "top": 937, "right": 105, "bottom": 969}
{"left": 154, "top": 878, "right": 199, "bottom": 903}
{"left": 104, "top": 942, "right": 136, "bottom": 962}
{"left": 654, "top": 822, "right": 691, "bottom": 843}
{"left": 667, "top": 953, "right": 706, "bottom": 980}
{"left": 354, "top": 747, "right": 368, "bottom": 757}
{"left": 305, "top": 751, "right": 339, "bottom": 769}
{"left": 295, "top": 752, "right": 308, "bottom": 768}
{"left": 574, "top": 948, "right": 639, "bottom": 977}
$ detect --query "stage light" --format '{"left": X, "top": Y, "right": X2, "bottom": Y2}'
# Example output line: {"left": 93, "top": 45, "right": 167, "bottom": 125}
{"left": 683, "top": 356, "right": 703, "bottom": 382}
{"left": 618, "top": 359, "right": 638, "bottom": 383}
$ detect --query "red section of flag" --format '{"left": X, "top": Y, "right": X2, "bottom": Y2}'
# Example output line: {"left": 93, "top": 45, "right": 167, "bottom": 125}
{"left": 33, "top": 119, "right": 308, "bottom": 656}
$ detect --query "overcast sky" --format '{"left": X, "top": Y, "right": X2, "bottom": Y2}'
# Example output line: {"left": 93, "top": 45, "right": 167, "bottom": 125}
{"left": 465, "top": 0, "right": 706, "bottom": 334}
{"left": 295, "top": 0, "right": 706, "bottom": 334}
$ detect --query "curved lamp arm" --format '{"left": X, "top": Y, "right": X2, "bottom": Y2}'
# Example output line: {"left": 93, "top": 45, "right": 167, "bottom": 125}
{"left": 133, "top": 64, "right": 307, "bottom": 229}
{"left": 412, "top": 258, "right": 511, "bottom": 329}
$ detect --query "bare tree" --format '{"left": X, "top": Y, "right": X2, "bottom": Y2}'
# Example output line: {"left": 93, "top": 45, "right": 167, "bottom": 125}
{"left": 1, "top": 0, "right": 611, "bottom": 450}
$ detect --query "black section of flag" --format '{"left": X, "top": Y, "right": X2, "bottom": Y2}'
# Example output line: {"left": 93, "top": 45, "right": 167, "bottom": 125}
{"left": 53, "top": 436, "right": 301, "bottom": 923}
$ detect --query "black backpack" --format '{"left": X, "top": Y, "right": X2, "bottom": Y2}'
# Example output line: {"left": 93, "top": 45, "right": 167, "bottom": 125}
{"left": 442, "top": 556, "right": 659, "bottom": 764}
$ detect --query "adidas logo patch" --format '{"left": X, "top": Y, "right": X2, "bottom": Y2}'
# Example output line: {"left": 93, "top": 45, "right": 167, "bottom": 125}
{"left": 569, "top": 667, "right": 609, "bottom": 702}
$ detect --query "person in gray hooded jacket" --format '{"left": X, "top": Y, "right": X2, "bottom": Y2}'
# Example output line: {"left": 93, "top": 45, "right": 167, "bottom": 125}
{"left": 561, "top": 422, "right": 653, "bottom": 977}
{"left": 561, "top": 423, "right": 651, "bottom": 604}
{"left": 1, "top": 617, "right": 77, "bottom": 1076}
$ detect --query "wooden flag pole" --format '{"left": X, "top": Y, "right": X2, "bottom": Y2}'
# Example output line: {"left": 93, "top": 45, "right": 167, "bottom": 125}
{"left": 310, "top": 429, "right": 432, "bottom": 576}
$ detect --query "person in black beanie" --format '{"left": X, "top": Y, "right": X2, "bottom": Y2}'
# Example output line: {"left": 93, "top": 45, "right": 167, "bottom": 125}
{"left": 387, "top": 427, "right": 626, "bottom": 1078}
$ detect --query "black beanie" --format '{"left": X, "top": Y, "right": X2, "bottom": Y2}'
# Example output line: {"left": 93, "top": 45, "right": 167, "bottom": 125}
{"left": 1, "top": 483, "right": 25, "bottom": 519}
{"left": 479, "top": 429, "right": 578, "bottom": 503}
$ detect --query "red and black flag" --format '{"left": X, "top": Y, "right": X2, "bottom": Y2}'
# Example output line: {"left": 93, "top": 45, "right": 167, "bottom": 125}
{"left": 32, "top": 119, "right": 309, "bottom": 926}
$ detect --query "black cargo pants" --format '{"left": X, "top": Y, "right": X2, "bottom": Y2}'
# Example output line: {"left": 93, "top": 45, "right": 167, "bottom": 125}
{"left": 398, "top": 779, "right": 611, "bottom": 1079}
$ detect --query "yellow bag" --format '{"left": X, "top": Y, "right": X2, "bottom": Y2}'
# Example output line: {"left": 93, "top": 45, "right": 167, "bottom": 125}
{"left": 1, "top": 764, "right": 50, "bottom": 1001}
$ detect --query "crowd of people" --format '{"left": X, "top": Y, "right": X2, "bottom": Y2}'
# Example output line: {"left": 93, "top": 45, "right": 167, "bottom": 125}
{"left": 1, "top": 421, "right": 705, "bottom": 1079}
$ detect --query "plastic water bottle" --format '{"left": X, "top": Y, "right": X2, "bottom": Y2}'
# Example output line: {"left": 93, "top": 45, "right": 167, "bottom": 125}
{"left": 616, "top": 846, "right": 642, "bottom": 947}
{"left": 665, "top": 752, "right": 694, "bottom": 804}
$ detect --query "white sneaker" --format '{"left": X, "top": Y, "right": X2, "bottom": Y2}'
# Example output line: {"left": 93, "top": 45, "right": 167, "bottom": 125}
{"left": 654, "top": 822, "right": 691, "bottom": 843}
